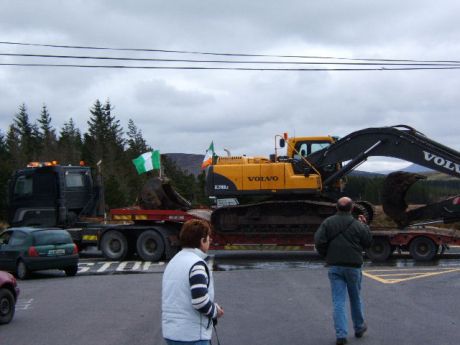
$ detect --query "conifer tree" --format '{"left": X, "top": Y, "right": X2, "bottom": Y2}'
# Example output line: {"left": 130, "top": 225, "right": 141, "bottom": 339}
{"left": 13, "top": 103, "right": 39, "bottom": 163}
{"left": 126, "top": 119, "right": 149, "bottom": 157}
{"left": 37, "top": 104, "right": 58, "bottom": 161}
{"left": 0, "top": 131, "right": 10, "bottom": 219}
{"left": 124, "top": 119, "right": 151, "bottom": 204}
{"left": 58, "top": 118, "right": 82, "bottom": 164}
{"left": 82, "top": 99, "right": 127, "bottom": 208}
{"left": 5, "top": 124, "right": 21, "bottom": 168}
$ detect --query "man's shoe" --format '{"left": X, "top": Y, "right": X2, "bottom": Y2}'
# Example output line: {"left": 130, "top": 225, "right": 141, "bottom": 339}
{"left": 355, "top": 323, "right": 368, "bottom": 338}
{"left": 336, "top": 338, "right": 347, "bottom": 345}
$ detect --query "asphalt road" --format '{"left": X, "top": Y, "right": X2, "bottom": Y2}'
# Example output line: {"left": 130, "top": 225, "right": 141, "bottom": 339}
{"left": 2, "top": 253, "right": 460, "bottom": 345}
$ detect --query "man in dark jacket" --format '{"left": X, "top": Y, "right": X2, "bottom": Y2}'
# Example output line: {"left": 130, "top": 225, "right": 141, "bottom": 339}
{"left": 314, "top": 197, "right": 373, "bottom": 345}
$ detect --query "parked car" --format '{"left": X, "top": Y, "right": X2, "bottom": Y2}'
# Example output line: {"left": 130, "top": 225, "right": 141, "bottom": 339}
{"left": 0, "top": 228, "right": 79, "bottom": 279}
{"left": 0, "top": 270, "right": 19, "bottom": 324}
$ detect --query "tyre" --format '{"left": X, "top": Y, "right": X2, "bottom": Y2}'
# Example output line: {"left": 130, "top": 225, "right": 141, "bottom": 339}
{"left": 409, "top": 236, "right": 437, "bottom": 261}
{"left": 16, "top": 260, "right": 29, "bottom": 280}
{"left": 355, "top": 201, "right": 375, "bottom": 224}
{"left": 136, "top": 230, "right": 165, "bottom": 262}
{"left": 366, "top": 237, "right": 392, "bottom": 262}
{"left": 100, "top": 230, "right": 129, "bottom": 261}
{"left": 64, "top": 265, "right": 78, "bottom": 277}
{"left": 0, "top": 288, "right": 15, "bottom": 324}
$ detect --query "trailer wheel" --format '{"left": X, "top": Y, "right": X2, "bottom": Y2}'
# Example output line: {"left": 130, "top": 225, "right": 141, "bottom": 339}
{"left": 100, "top": 230, "right": 129, "bottom": 261}
{"left": 136, "top": 230, "right": 165, "bottom": 262}
{"left": 409, "top": 236, "right": 437, "bottom": 261}
{"left": 366, "top": 238, "right": 392, "bottom": 262}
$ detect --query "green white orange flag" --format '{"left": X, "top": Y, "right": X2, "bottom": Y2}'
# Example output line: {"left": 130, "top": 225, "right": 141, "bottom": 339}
{"left": 132, "top": 150, "right": 161, "bottom": 174}
{"left": 201, "top": 141, "right": 215, "bottom": 169}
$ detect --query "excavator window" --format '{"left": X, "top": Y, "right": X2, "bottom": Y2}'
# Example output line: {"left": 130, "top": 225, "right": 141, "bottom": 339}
{"left": 295, "top": 141, "right": 331, "bottom": 156}
{"left": 311, "top": 142, "right": 330, "bottom": 154}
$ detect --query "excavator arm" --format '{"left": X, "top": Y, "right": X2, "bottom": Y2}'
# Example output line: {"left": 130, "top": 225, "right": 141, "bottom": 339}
{"left": 305, "top": 125, "right": 460, "bottom": 228}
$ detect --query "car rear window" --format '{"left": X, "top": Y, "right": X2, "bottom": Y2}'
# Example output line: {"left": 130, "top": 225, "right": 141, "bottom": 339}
{"left": 33, "top": 231, "right": 73, "bottom": 245}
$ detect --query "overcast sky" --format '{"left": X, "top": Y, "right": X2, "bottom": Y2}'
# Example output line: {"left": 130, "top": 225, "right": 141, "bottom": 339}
{"left": 1, "top": 0, "right": 459, "bottom": 172}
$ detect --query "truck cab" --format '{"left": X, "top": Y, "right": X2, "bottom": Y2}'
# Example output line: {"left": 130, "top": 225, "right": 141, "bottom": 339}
{"left": 7, "top": 162, "right": 96, "bottom": 227}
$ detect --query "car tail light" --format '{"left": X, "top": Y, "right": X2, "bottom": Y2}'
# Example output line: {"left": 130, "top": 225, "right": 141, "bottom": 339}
{"left": 28, "top": 246, "right": 39, "bottom": 257}
{"left": 72, "top": 243, "right": 79, "bottom": 255}
{"left": 453, "top": 197, "right": 460, "bottom": 205}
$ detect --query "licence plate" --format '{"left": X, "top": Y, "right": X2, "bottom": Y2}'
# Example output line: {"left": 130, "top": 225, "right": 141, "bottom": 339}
{"left": 48, "top": 249, "right": 66, "bottom": 256}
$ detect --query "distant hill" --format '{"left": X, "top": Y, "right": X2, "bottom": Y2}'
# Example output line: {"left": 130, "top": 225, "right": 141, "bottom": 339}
{"left": 165, "top": 153, "right": 204, "bottom": 176}
{"left": 349, "top": 170, "right": 385, "bottom": 177}
{"left": 401, "top": 163, "right": 433, "bottom": 173}
{"left": 378, "top": 163, "right": 434, "bottom": 175}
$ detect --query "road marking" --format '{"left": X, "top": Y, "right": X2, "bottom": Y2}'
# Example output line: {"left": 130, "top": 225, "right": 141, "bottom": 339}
{"left": 363, "top": 267, "right": 460, "bottom": 284}
{"left": 78, "top": 260, "right": 165, "bottom": 274}
{"left": 16, "top": 298, "right": 34, "bottom": 311}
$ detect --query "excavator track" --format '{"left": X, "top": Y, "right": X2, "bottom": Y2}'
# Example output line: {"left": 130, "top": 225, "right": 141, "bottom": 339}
{"left": 211, "top": 200, "right": 370, "bottom": 234}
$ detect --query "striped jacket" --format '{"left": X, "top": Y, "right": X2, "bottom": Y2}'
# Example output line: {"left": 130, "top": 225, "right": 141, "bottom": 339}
{"left": 162, "top": 248, "right": 216, "bottom": 341}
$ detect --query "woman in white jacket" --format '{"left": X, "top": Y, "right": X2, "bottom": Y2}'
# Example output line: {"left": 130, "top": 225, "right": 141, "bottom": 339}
{"left": 162, "top": 219, "right": 224, "bottom": 345}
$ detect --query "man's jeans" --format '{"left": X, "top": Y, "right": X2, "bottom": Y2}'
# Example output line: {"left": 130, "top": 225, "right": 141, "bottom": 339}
{"left": 328, "top": 266, "right": 365, "bottom": 339}
{"left": 165, "top": 339, "right": 210, "bottom": 345}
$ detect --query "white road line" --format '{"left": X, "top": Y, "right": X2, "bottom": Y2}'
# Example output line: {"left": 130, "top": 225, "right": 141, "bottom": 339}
{"left": 16, "top": 298, "right": 34, "bottom": 311}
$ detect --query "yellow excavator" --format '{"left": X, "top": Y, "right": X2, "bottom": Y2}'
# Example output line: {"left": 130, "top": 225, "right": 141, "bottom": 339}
{"left": 205, "top": 125, "right": 460, "bottom": 233}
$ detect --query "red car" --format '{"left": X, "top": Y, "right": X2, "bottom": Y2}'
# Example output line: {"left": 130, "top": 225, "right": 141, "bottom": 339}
{"left": 0, "top": 270, "right": 20, "bottom": 324}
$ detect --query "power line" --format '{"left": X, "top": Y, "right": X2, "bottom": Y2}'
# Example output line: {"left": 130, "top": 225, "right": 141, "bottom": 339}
{"left": 1, "top": 40, "right": 460, "bottom": 65}
{"left": 1, "top": 52, "right": 460, "bottom": 67}
{"left": 2, "top": 62, "right": 460, "bottom": 71}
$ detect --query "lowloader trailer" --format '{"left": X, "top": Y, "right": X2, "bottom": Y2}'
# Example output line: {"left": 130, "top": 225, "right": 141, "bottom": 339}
{"left": 74, "top": 207, "right": 460, "bottom": 263}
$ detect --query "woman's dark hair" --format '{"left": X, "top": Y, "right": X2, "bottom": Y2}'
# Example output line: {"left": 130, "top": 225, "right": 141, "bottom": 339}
{"left": 179, "top": 219, "right": 212, "bottom": 248}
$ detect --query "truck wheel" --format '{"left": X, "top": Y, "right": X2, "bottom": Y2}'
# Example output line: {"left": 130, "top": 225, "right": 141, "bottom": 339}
{"left": 16, "top": 260, "right": 29, "bottom": 280}
{"left": 136, "top": 230, "right": 165, "bottom": 262}
{"left": 100, "top": 231, "right": 129, "bottom": 261}
{"left": 366, "top": 238, "right": 392, "bottom": 262}
{"left": 0, "top": 288, "right": 15, "bottom": 324}
{"left": 409, "top": 237, "right": 437, "bottom": 261}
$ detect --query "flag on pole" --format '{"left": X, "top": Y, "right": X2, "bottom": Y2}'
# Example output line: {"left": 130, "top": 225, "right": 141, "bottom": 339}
{"left": 201, "top": 141, "right": 215, "bottom": 169}
{"left": 132, "top": 150, "right": 161, "bottom": 174}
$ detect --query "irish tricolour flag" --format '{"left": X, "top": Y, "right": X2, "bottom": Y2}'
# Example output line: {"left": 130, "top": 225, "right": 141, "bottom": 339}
{"left": 132, "top": 150, "right": 161, "bottom": 174}
{"left": 201, "top": 141, "right": 215, "bottom": 169}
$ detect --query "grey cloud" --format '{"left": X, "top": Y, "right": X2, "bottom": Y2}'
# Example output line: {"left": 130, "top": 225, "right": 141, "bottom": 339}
{"left": 0, "top": 1, "right": 459, "bottom": 170}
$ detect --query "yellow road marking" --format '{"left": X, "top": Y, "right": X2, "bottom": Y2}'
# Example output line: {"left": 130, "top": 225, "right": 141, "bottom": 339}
{"left": 363, "top": 267, "right": 460, "bottom": 284}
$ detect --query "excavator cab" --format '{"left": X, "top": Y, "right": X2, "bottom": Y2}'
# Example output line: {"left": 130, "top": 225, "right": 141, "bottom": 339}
{"left": 205, "top": 135, "right": 338, "bottom": 200}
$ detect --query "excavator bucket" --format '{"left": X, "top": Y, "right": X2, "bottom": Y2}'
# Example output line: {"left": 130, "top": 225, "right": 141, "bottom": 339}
{"left": 381, "top": 171, "right": 426, "bottom": 228}
{"left": 382, "top": 171, "right": 460, "bottom": 228}
{"left": 139, "top": 177, "right": 192, "bottom": 210}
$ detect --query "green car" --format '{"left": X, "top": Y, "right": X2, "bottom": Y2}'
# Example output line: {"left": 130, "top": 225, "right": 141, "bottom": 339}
{"left": 0, "top": 227, "right": 79, "bottom": 279}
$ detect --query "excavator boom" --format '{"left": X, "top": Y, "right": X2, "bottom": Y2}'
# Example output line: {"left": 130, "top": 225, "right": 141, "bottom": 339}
{"left": 304, "top": 125, "right": 460, "bottom": 227}
{"left": 306, "top": 125, "right": 460, "bottom": 184}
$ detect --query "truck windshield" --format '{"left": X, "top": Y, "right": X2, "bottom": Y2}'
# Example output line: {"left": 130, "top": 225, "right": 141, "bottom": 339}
{"left": 65, "top": 172, "right": 85, "bottom": 188}
{"left": 13, "top": 175, "right": 33, "bottom": 197}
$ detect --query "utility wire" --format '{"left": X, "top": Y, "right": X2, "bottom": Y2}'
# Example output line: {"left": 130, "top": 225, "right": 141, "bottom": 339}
{"left": 1, "top": 40, "right": 460, "bottom": 64}
{"left": 2, "top": 62, "right": 460, "bottom": 71}
{"left": 1, "top": 52, "right": 460, "bottom": 67}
